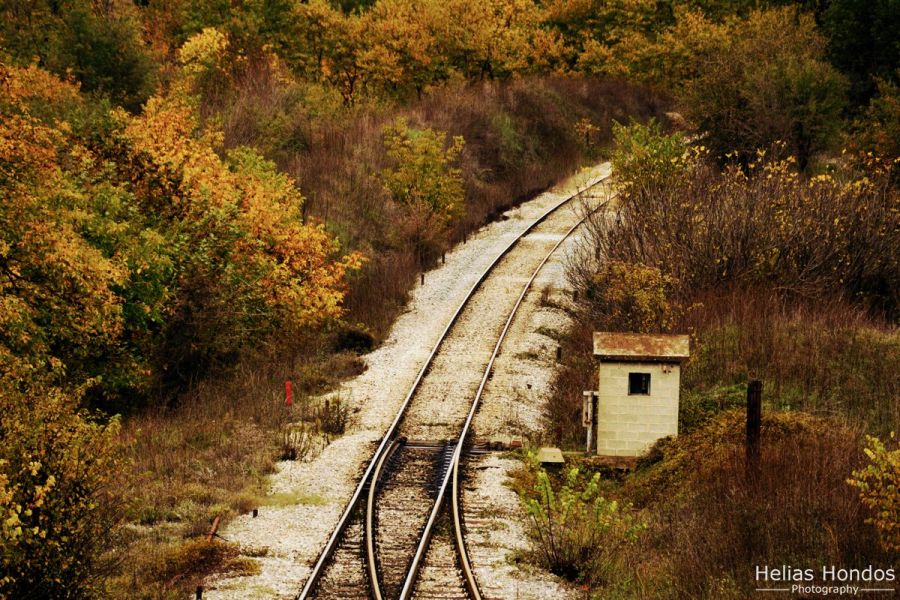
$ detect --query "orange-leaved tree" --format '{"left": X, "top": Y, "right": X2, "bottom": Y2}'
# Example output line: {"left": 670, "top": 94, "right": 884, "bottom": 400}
{"left": 118, "top": 30, "right": 363, "bottom": 386}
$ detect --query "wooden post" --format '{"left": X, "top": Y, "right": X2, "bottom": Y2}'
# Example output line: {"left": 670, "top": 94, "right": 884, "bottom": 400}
{"left": 196, "top": 586, "right": 203, "bottom": 599}
{"left": 746, "top": 379, "right": 762, "bottom": 472}
{"left": 442, "top": 252, "right": 446, "bottom": 264}
{"left": 206, "top": 515, "right": 221, "bottom": 543}
{"left": 421, "top": 272, "right": 425, "bottom": 286}
{"left": 556, "top": 346, "right": 562, "bottom": 361}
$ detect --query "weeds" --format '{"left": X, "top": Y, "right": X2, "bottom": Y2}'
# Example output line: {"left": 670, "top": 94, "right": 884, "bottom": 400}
{"left": 517, "top": 458, "right": 644, "bottom": 585}
{"left": 107, "top": 346, "right": 357, "bottom": 598}
{"left": 629, "top": 412, "right": 888, "bottom": 598}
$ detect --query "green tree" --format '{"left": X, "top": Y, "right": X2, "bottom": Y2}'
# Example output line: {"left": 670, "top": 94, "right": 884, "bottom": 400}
{"left": 381, "top": 118, "right": 465, "bottom": 265}
{"left": 681, "top": 7, "right": 847, "bottom": 168}
{"left": 0, "top": 0, "right": 155, "bottom": 110}
{"left": 821, "top": 0, "right": 900, "bottom": 106}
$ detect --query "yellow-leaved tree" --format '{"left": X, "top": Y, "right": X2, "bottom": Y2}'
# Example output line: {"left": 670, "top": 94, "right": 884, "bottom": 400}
{"left": 118, "top": 28, "right": 363, "bottom": 387}
{"left": 1, "top": 35, "right": 364, "bottom": 595}
{"left": 381, "top": 117, "right": 465, "bottom": 267}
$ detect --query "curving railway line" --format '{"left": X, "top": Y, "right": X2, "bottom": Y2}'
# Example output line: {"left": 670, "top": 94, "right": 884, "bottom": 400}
{"left": 297, "top": 172, "right": 613, "bottom": 600}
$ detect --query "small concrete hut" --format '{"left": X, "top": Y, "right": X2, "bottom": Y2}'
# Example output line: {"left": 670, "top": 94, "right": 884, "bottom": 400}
{"left": 589, "top": 332, "right": 690, "bottom": 458}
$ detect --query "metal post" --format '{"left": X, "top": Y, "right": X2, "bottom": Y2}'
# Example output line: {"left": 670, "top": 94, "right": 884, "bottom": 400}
{"left": 583, "top": 391, "right": 595, "bottom": 454}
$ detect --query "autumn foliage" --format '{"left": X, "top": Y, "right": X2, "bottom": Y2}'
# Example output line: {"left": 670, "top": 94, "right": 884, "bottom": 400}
{"left": 1, "top": 55, "right": 361, "bottom": 405}
{"left": 380, "top": 118, "right": 465, "bottom": 264}
{"left": 1, "top": 0, "right": 897, "bottom": 596}
{"left": 0, "top": 55, "right": 361, "bottom": 593}
{"left": 0, "top": 387, "right": 123, "bottom": 599}
{"left": 849, "top": 433, "right": 900, "bottom": 553}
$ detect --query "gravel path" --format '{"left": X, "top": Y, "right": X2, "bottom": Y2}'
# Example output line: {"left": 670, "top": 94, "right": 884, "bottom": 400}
{"left": 202, "top": 163, "right": 611, "bottom": 600}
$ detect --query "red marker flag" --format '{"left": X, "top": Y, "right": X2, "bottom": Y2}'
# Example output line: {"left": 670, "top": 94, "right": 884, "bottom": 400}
{"left": 285, "top": 380, "right": 293, "bottom": 407}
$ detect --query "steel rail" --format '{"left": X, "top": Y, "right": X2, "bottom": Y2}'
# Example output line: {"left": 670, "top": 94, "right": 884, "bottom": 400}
{"left": 366, "top": 440, "right": 402, "bottom": 600}
{"left": 450, "top": 190, "right": 608, "bottom": 600}
{"left": 297, "top": 170, "right": 611, "bottom": 600}
{"left": 401, "top": 186, "right": 614, "bottom": 600}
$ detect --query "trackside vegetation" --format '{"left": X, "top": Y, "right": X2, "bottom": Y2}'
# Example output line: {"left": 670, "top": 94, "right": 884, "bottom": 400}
{"left": 1, "top": 0, "right": 898, "bottom": 596}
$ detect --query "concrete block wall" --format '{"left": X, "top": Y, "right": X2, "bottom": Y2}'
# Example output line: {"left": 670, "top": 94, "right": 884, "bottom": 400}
{"left": 595, "top": 361, "right": 680, "bottom": 457}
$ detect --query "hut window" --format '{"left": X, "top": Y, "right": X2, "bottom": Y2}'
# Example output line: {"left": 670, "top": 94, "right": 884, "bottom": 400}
{"left": 628, "top": 373, "right": 651, "bottom": 395}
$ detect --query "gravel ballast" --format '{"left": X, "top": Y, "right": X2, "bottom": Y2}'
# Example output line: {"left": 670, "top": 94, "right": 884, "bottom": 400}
{"left": 203, "top": 164, "right": 611, "bottom": 599}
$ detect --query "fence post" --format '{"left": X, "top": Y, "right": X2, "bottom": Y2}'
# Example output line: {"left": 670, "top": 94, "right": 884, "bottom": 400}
{"left": 746, "top": 379, "right": 762, "bottom": 473}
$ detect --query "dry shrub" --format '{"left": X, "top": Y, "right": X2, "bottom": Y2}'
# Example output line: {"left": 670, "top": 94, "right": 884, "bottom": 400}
{"left": 545, "top": 325, "right": 595, "bottom": 449}
{"left": 580, "top": 260, "right": 678, "bottom": 333}
{"left": 629, "top": 412, "right": 888, "bottom": 598}
{"left": 582, "top": 122, "right": 900, "bottom": 317}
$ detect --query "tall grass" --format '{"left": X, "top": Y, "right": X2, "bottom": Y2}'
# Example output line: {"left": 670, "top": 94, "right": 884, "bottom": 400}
{"left": 626, "top": 412, "right": 887, "bottom": 599}
{"left": 108, "top": 343, "right": 361, "bottom": 598}
{"left": 681, "top": 289, "right": 899, "bottom": 434}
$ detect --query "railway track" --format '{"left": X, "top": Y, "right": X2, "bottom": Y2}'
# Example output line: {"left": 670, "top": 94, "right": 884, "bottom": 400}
{"left": 298, "top": 172, "right": 612, "bottom": 600}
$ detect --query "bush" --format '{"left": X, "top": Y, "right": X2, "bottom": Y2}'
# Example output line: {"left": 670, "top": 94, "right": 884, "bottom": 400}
{"left": 847, "top": 77, "right": 900, "bottom": 169}
{"left": 575, "top": 259, "right": 678, "bottom": 334}
{"left": 583, "top": 123, "right": 900, "bottom": 317}
{"left": 380, "top": 117, "right": 465, "bottom": 265}
{"left": 848, "top": 433, "right": 900, "bottom": 553}
{"left": 520, "top": 461, "right": 644, "bottom": 584}
{"left": 607, "top": 118, "right": 693, "bottom": 194}
{"left": 0, "top": 387, "right": 124, "bottom": 598}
